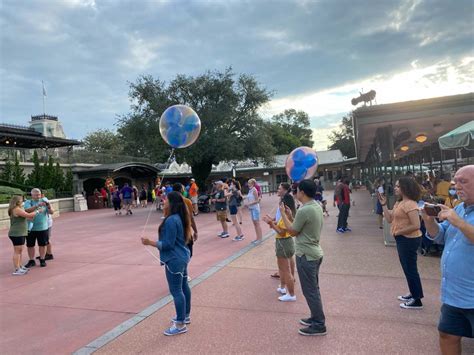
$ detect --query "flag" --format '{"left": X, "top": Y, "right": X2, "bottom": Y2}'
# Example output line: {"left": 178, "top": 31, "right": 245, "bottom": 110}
{"left": 42, "top": 81, "right": 47, "bottom": 97}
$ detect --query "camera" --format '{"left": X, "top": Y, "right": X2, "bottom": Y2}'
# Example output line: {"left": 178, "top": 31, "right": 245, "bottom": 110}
{"left": 424, "top": 204, "right": 441, "bottom": 217}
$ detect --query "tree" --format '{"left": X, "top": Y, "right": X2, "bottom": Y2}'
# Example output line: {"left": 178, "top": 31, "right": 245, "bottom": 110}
{"left": 41, "top": 156, "right": 55, "bottom": 189}
{"left": 27, "top": 150, "right": 42, "bottom": 187}
{"left": 1, "top": 158, "right": 13, "bottom": 182}
{"left": 119, "top": 68, "right": 275, "bottom": 188}
{"left": 52, "top": 162, "right": 64, "bottom": 192}
{"left": 12, "top": 153, "right": 25, "bottom": 185}
{"left": 327, "top": 113, "right": 356, "bottom": 158}
{"left": 82, "top": 129, "right": 122, "bottom": 154}
{"left": 266, "top": 109, "right": 314, "bottom": 154}
{"left": 63, "top": 168, "right": 73, "bottom": 193}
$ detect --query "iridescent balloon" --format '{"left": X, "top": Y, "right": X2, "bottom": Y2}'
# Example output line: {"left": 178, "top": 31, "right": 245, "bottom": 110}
{"left": 159, "top": 105, "right": 201, "bottom": 148}
{"left": 285, "top": 146, "right": 318, "bottom": 182}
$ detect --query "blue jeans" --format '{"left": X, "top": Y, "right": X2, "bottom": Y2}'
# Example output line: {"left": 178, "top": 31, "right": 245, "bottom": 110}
{"left": 164, "top": 258, "right": 191, "bottom": 323}
{"left": 395, "top": 235, "right": 424, "bottom": 300}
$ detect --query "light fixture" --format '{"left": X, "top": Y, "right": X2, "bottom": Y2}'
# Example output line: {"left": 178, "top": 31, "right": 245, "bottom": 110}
{"left": 415, "top": 134, "right": 427, "bottom": 143}
{"left": 400, "top": 145, "right": 409, "bottom": 151}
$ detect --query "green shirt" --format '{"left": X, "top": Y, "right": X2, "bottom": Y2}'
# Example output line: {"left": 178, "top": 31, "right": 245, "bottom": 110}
{"left": 9, "top": 212, "right": 28, "bottom": 237}
{"left": 292, "top": 200, "right": 323, "bottom": 260}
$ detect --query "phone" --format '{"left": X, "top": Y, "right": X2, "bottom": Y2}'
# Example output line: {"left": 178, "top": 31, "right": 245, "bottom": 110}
{"left": 424, "top": 204, "right": 441, "bottom": 217}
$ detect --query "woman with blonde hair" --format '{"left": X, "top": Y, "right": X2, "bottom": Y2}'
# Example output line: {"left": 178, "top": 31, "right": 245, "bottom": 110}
{"left": 246, "top": 179, "right": 262, "bottom": 244}
{"left": 8, "top": 195, "right": 38, "bottom": 275}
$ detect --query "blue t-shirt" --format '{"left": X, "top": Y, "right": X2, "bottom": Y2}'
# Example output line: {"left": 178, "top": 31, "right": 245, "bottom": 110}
{"left": 24, "top": 199, "right": 49, "bottom": 231}
{"left": 120, "top": 186, "right": 133, "bottom": 199}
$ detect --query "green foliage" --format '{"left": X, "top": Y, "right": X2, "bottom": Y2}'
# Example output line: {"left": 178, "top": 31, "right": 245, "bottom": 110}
{"left": 1, "top": 159, "right": 13, "bottom": 182}
{"left": 120, "top": 68, "right": 275, "bottom": 187}
{"left": 63, "top": 168, "right": 73, "bottom": 192}
{"left": 82, "top": 129, "right": 122, "bottom": 154}
{"left": 12, "top": 153, "right": 25, "bottom": 185}
{"left": 0, "top": 185, "right": 24, "bottom": 204}
{"left": 27, "top": 151, "right": 42, "bottom": 187}
{"left": 328, "top": 113, "right": 356, "bottom": 158}
{"left": 269, "top": 109, "right": 314, "bottom": 153}
{"left": 53, "top": 162, "right": 64, "bottom": 192}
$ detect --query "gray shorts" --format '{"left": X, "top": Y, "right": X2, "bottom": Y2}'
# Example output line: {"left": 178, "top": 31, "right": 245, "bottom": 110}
{"left": 123, "top": 198, "right": 132, "bottom": 205}
{"left": 275, "top": 237, "right": 295, "bottom": 258}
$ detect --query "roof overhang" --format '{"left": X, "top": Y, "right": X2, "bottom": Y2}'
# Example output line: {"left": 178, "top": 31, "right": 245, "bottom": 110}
{"left": 353, "top": 93, "right": 474, "bottom": 163}
{"left": 0, "top": 124, "right": 80, "bottom": 148}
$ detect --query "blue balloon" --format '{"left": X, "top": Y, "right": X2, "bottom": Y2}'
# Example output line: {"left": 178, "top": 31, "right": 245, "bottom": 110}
{"left": 159, "top": 105, "right": 202, "bottom": 148}
{"left": 303, "top": 155, "right": 317, "bottom": 168}
{"left": 292, "top": 149, "right": 306, "bottom": 163}
{"left": 290, "top": 166, "right": 307, "bottom": 181}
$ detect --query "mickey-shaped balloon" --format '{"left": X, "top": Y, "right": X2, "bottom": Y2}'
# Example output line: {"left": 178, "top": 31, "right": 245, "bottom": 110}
{"left": 285, "top": 146, "right": 318, "bottom": 182}
{"left": 159, "top": 105, "right": 201, "bottom": 148}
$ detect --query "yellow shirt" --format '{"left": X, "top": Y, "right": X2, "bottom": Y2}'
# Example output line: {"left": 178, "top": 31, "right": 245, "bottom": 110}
{"left": 444, "top": 197, "right": 461, "bottom": 209}
{"left": 436, "top": 181, "right": 451, "bottom": 199}
{"left": 275, "top": 218, "right": 292, "bottom": 239}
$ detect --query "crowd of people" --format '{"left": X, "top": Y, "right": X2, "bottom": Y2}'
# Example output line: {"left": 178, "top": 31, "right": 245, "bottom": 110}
{"left": 6, "top": 165, "right": 473, "bottom": 351}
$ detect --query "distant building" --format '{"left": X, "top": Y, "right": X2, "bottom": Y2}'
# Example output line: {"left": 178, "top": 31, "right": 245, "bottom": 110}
{"left": 29, "top": 114, "right": 67, "bottom": 138}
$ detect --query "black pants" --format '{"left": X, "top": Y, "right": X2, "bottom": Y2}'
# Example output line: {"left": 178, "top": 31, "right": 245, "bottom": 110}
{"left": 296, "top": 255, "right": 326, "bottom": 328}
{"left": 337, "top": 203, "right": 350, "bottom": 229}
{"left": 395, "top": 235, "right": 424, "bottom": 300}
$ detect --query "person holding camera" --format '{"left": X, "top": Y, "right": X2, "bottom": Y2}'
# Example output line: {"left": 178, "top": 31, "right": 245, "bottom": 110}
{"left": 421, "top": 165, "right": 474, "bottom": 354}
{"left": 377, "top": 177, "right": 424, "bottom": 309}
{"left": 23, "top": 188, "right": 54, "bottom": 268}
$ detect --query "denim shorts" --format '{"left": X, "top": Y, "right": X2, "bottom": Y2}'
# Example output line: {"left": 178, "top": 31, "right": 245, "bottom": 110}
{"left": 249, "top": 208, "right": 260, "bottom": 221}
{"left": 229, "top": 205, "right": 238, "bottom": 215}
{"left": 438, "top": 303, "right": 474, "bottom": 338}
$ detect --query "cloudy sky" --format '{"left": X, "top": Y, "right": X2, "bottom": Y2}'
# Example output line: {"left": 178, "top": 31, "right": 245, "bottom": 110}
{"left": 1, "top": 0, "right": 472, "bottom": 150}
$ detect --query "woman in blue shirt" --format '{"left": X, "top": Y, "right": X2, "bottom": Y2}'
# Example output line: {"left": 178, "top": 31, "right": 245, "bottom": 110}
{"left": 142, "top": 191, "right": 192, "bottom": 336}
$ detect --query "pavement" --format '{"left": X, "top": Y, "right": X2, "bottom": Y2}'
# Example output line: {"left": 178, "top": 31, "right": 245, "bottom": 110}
{"left": 1, "top": 190, "right": 473, "bottom": 354}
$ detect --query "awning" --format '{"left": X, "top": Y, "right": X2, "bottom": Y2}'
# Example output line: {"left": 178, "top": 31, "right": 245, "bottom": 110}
{"left": 438, "top": 120, "right": 474, "bottom": 150}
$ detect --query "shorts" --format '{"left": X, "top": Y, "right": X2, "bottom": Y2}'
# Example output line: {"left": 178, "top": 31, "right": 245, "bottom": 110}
{"left": 191, "top": 196, "right": 198, "bottom": 204}
{"left": 113, "top": 200, "right": 121, "bottom": 210}
{"left": 26, "top": 230, "right": 49, "bottom": 247}
{"left": 249, "top": 208, "right": 260, "bottom": 221}
{"left": 275, "top": 237, "right": 295, "bottom": 258}
{"left": 438, "top": 303, "right": 474, "bottom": 338}
{"left": 216, "top": 210, "right": 227, "bottom": 222}
{"left": 229, "top": 205, "right": 238, "bottom": 215}
{"left": 123, "top": 198, "right": 132, "bottom": 205}
{"left": 9, "top": 236, "right": 26, "bottom": 246}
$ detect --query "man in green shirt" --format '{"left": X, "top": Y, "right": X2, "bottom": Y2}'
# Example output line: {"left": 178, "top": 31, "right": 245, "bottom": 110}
{"left": 280, "top": 179, "right": 326, "bottom": 336}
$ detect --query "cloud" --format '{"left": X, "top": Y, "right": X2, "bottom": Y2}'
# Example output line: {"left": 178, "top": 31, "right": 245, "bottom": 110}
{"left": 0, "top": 0, "right": 472, "bottom": 146}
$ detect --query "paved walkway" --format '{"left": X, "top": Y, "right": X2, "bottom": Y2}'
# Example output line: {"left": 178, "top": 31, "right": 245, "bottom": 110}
{"left": 1, "top": 191, "right": 473, "bottom": 354}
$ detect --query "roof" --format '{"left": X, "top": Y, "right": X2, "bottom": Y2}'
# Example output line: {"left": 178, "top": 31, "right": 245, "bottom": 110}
{"left": 0, "top": 123, "right": 80, "bottom": 148}
{"left": 74, "top": 162, "right": 160, "bottom": 176}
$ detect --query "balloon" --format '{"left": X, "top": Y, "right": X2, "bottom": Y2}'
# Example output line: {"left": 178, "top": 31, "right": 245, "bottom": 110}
{"left": 159, "top": 105, "right": 201, "bottom": 148}
{"left": 285, "top": 147, "right": 318, "bottom": 182}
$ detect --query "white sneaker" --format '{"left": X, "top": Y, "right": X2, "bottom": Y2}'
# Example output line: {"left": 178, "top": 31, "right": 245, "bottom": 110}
{"left": 278, "top": 294, "right": 296, "bottom": 302}
{"left": 12, "top": 268, "right": 26, "bottom": 276}
{"left": 277, "top": 287, "right": 287, "bottom": 294}
{"left": 20, "top": 266, "right": 29, "bottom": 273}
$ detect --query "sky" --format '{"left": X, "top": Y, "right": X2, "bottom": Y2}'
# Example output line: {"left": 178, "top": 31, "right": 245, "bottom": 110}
{"left": 1, "top": 0, "right": 473, "bottom": 151}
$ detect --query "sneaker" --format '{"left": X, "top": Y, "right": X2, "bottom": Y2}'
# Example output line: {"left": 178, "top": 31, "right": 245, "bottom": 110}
{"left": 397, "top": 294, "right": 413, "bottom": 302}
{"left": 45, "top": 254, "right": 54, "bottom": 261}
{"left": 400, "top": 298, "right": 423, "bottom": 309}
{"left": 226, "top": 218, "right": 231, "bottom": 223}
{"left": 300, "top": 318, "right": 312, "bottom": 326}
{"left": 171, "top": 316, "right": 191, "bottom": 324}
{"left": 344, "top": 227, "right": 352, "bottom": 232}
{"left": 278, "top": 294, "right": 296, "bottom": 302}
{"left": 217, "top": 232, "right": 224, "bottom": 236}
{"left": 163, "top": 325, "right": 188, "bottom": 336}
{"left": 277, "top": 287, "right": 287, "bottom": 294}
{"left": 20, "top": 266, "right": 29, "bottom": 273}
{"left": 39, "top": 259, "right": 47, "bottom": 267}
{"left": 24, "top": 260, "right": 36, "bottom": 268}
{"left": 129, "top": 210, "right": 133, "bottom": 215}
{"left": 298, "top": 326, "right": 327, "bottom": 336}
{"left": 187, "top": 276, "right": 192, "bottom": 282}
{"left": 336, "top": 228, "right": 345, "bottom": 233}
{"left": 220, "top": 233, "right": 230, "bottom": 238}
{"left": 233, "top": 235, "right": 245, "bottom": 241}
{"left": 12, "top": 268, "right": 27, "bottom": 276}
{"left": 251, "top": 240, "right": 262, "bottom": 245}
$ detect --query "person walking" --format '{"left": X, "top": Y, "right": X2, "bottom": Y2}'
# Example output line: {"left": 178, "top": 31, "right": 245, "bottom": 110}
{"left": 374, "top": 177, "right": 385, "bottom": 229}
{"left": 141, "top": 191, "right": 193, "bottom": 336}
{"left": 336, "top": 177, "right": 351, "bottom": 233}
{"left": 23, "top": 188, "right": 54, "bottom": 268}
{"left": 421, "top": 165, "right": 474, "bottom": 354}
{"left": 231, "top": 179, "right": 244, "bottom": 224}
{"left": 378, "top": 177, "right": 424, "bottom": 309}
{"left": 212, "top": 181, "right": 229, "bottom": 238}
{"left": 226, "top": 182, "right": 244, "bottom": 241}
{"left": 112, "top": 186, "right": 122, "bottom": 215}
{"left": 8, "top": 195, "right": 37, "bottom": 275}
{"left": 189, "top": 178, "right": 199, "bottom": 216}
{"left": 246, "top": 178, "right": 262, "bottom": 244}
{"left": 139, "top": 186, "right": 147, "bottom": 208}
{"left": 279, "top": 179, "right": 326, "bottom": 336}
{"left": 120, "top": 183, "right": 134, "bottom": 215}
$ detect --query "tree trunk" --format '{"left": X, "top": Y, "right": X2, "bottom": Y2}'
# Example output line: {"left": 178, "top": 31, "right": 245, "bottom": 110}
{"left": 191, "top": 160, "right": 213, "bottom": 195}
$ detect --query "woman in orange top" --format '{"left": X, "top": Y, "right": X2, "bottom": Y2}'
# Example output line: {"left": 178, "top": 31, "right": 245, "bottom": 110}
{"left": 378, "top": 177, "right": 424, "bottom": 310}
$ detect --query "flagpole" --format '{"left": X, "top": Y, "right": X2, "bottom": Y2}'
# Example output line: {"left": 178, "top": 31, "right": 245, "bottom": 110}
{"left": 42, "top": 80, "right": 46, "bottom": 115}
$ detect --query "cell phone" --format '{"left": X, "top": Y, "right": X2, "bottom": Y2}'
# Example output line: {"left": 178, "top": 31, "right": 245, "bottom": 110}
{"left": 424, "top": 204, "right": 441, "bottom": 217}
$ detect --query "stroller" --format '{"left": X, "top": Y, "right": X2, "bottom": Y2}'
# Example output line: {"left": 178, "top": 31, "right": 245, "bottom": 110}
{"left": 198, "top": 194, "right": 215, "bottom": 213}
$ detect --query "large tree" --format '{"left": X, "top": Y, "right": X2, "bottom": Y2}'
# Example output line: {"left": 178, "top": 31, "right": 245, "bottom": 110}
{"left": 118, "top": 68, "right": 275, "bottom": 187}
{"left": 327, "top": 113, "right": 356, "bottom": 158}
{"left": 267, "top": 109, "right": 314, "bottom": 154}
{"left": 82, "top": 129, "right": 122, "bottom": 154}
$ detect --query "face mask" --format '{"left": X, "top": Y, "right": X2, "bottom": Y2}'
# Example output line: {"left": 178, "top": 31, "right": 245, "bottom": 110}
{"left": 449, "top": 189, "right": 456, "bottom": 196}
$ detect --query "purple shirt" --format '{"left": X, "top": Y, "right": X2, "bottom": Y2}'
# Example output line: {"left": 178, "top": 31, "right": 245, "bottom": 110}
{"left": 120, "top": 186, "right": 133, "bottom": 199}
